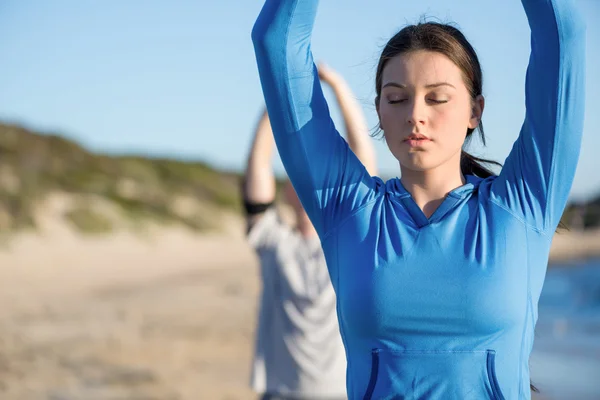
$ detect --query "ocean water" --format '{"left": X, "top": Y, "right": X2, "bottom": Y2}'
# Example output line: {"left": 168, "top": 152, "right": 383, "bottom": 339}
{"left": 530, "top": 258, "right": 600, "bottom": 399}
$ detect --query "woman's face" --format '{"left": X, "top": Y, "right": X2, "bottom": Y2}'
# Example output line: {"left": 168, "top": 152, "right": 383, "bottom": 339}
{"left": 377, "top": 50, "right": 483, "bottom": 173}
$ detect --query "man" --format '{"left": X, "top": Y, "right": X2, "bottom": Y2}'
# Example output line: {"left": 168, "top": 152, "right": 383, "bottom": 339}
{"left": 243, "top": 64, "right": 377, "bottom": 400}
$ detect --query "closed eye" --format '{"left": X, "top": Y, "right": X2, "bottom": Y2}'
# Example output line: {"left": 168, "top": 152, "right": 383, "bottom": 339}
{"left": 388, "top": 99, "right": 407, "bottom": 104}
{"left": 428, "top": 99, "right": 448, "bottom": 104}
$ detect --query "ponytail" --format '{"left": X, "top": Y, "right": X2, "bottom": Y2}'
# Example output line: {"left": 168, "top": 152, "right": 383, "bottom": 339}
{"left": 460, "top": 150, "right": 502, "bottom": 178}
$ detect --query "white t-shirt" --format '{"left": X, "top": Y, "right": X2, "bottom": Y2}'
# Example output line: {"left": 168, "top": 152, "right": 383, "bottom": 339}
{"left": 248, "top": 208, "right": 347, "bottom": 398}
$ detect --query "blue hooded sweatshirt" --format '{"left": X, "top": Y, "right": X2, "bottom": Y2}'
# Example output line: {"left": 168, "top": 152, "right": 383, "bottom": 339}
{"left": 251, "top": 1, "right": 586, "bottom": 398}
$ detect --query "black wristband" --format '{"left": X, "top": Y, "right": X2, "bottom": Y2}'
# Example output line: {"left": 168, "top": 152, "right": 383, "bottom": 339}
{"left": 243, "top": 199, "right": 274, "bottom": 216}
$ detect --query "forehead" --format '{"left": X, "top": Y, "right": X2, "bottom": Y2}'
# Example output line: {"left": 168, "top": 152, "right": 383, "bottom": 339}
{"left": 382, "top": 50, "right": 464, "bottom": 87}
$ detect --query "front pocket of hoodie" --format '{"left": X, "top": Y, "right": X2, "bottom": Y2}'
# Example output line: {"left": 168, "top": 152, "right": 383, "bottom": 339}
{"left": 363, "top": 349, "right": 505, "bottom": 400}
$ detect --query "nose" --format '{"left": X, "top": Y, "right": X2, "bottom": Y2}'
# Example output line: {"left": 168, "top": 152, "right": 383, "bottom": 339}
{"left": 406, "top": 99, "right": 425, "bottom": 126}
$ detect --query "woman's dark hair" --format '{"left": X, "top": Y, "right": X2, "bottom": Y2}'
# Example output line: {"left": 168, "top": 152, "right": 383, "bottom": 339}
{"left": 375, "top": 21, "right": 540, "bottom": 393}
{"left": 374, "top": 22, "right": 502, "bottom": 179}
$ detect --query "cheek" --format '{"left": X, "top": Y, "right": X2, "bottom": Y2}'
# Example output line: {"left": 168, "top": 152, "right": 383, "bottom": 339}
{"left": 431, "top": 106, "right": 470, "bottom": 143}
{"left": 379, "top": 104, "right": 404, "bottom": 130}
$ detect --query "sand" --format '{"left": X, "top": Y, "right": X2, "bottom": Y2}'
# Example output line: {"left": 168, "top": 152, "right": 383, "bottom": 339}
{"left": 550, "top": 227, "right": 600, "bottom": 262}
{"left": 0, "top": 217, "right": 261, "bottom": 399}
{"left": 0, "top": 213, "right": 598, "bottom": 400}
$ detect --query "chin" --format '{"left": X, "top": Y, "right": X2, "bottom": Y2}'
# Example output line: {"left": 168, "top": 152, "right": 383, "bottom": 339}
{"left": 396, "top": 153, "right": 439, "bottom": 172}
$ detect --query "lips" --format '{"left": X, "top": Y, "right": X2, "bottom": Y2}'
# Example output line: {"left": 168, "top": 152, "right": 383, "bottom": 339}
{"left": 403, "top": 133, "right": 431, "bottom": 148}
{"left": 404, "top": 133, "right": 430, "bottom": 141}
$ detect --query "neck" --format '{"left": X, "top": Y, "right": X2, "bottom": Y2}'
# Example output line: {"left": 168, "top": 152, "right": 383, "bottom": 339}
{"left": 400, "top": 158, "right": 466, "bottom": 218}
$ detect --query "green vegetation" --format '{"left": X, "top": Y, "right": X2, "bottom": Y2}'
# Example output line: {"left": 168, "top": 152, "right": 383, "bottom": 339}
{"left": 64, "top": 206, "right": 114, "bottom": 234}
{"left": 562, "top": 195, "right": 600, "bottom": 230}
{"left": 0, "top": 122, "right": 244, "bottom": 234}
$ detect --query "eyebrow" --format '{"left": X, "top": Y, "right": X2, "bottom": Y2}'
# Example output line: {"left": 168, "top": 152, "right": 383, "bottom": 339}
{"left": 382, "top": 82, "right": 456, "bottom": 89}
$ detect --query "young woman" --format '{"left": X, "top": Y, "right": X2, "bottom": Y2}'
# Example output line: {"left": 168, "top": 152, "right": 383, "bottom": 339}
{"left": 251, "top": 1, "right": 586, "bottom": 399}
{"left": 243, "top": 64, "right": 377, "bottom": 400}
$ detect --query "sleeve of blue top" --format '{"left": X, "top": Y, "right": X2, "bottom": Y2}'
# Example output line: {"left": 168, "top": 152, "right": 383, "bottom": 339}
{"left": 491, "top": 0, "right": 586, "bottom": 233}
{"left": 251, "top": 0, "right": 377, "bottom": 238}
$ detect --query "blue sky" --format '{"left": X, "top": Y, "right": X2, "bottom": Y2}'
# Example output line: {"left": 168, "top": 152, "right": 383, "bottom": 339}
{"left": 0, "top": 1, "right": 598, "bottom": 201}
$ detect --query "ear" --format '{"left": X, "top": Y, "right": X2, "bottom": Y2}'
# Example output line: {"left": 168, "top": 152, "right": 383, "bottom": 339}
{"left": 468, "top": 95, "right": 485, "bottom": 130}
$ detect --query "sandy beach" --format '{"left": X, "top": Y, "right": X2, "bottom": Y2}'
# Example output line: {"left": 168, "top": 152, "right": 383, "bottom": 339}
{"left": 0, "top": 216, "right": 261, "bottom": 399}
{"left": 0, "top": 213, "right": 598, "bottom": 400}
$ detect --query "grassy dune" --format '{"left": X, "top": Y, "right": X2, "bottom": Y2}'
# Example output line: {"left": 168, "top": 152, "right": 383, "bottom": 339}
{"left": 0, "top": 122, "right": 244, "bottom": 234}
